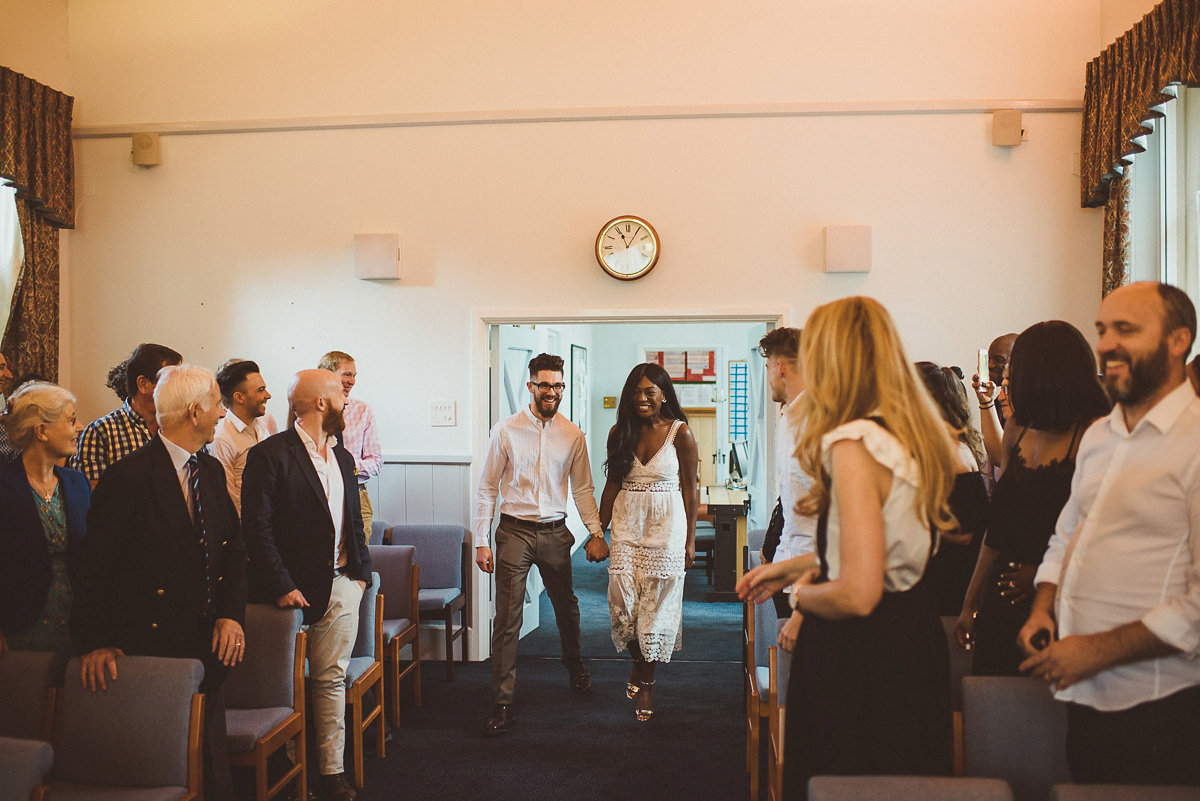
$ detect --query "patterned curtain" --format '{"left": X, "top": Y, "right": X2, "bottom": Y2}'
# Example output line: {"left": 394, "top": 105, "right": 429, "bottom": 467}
{"left": 1079, "top": 0, "right": 1199, "bottom": 297}
{"left": 0, "top": 67, "right": 75, "bottom": 383}
{"left": 1102, "top": 170, "right": 1133, "bottom": 296}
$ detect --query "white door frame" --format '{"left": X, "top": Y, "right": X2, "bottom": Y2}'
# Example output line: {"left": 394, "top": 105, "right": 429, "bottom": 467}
{"left": 467, "top": 306, "right": 789, "bottom": 662}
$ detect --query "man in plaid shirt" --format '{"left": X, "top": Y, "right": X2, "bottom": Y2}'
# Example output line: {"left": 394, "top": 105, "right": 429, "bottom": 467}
{"left": 75, "top": 343, "right": 181, "bottom": 487}
{"left": 319, "top": 351, "right": 382, "bottom": 536}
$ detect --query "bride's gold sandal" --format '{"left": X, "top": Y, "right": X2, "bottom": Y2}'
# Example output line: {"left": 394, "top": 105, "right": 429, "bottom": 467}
{"left": 634, "top": 680, "right": 655, "bottom": 722}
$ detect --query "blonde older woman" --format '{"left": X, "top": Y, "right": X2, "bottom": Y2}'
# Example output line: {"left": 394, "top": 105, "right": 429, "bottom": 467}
{"left": 0, "top": 382, "right": 89, "bottom": 664}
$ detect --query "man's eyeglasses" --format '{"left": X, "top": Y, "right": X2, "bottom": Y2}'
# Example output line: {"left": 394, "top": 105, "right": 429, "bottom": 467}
{"left": 531, "top": 382, "right": 566, "bottom": 393}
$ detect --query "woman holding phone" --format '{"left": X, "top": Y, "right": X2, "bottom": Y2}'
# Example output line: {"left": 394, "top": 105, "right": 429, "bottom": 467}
{"left": 955, "top": 321, "right": 1109, "bottom": 675}
{"left": 738, "top": 296, "right": 958, "bottom": 795}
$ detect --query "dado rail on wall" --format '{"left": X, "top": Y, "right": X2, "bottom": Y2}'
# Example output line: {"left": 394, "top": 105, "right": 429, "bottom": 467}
{"left": 71, "top": 99, "right": 1083, "bottom": 139}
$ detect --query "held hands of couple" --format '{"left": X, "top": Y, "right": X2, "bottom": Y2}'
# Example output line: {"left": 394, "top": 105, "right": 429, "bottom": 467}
{"left": 584, "top": 536, "right": 610, "bottom": 563}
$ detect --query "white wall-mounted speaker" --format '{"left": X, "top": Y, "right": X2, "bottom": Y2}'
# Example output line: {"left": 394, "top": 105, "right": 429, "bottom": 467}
{"left": 354, "top": 233, "right": 401, "bottom": 280}
{"left": 823, "top": 225, "right": 872, "bottom": 273}
{"left": 131, "top": 133, "right": 161, "bottom": 166}
{"left": 992, "top": 110, "right": 1023, "bottom": 147}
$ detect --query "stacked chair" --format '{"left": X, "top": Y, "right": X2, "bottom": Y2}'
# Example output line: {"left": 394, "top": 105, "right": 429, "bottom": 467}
{"left": 225, "top": 605, "right": 307, "bottom": 801}
{"left": 370, "top": 545, "right": 422, "bottom": 727}
{"left": 389, "top": 525, "right": 469, "bottom": 680}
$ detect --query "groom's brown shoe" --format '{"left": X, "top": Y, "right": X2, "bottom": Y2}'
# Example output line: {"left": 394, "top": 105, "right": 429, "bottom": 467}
{"left": 570, "top": 670, "right": 592, "bottom": 694}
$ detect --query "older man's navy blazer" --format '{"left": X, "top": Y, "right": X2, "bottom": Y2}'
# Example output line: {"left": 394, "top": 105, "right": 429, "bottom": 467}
{"left": 71, "top": 436, "right": 247, "bottom": 659}
{"left": 241, "top": 426, "right": 372, "bottom": 626}
{"left": 0, "top": 461, "right": 90, "bottom": 636}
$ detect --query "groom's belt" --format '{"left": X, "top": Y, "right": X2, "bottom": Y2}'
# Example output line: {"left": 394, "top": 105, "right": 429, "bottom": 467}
{"left": 500, "top": 513, "right": 566, "bottom": 531}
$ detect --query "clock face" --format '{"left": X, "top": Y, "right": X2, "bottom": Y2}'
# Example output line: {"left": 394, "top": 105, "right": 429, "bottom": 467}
{"left": 596, "top": 216, "right": 659, "bottom": 281}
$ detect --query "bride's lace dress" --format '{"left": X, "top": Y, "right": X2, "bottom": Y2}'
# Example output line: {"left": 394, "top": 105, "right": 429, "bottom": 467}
{"left": 608, "top": 419, "right": 686, "bottom": 661}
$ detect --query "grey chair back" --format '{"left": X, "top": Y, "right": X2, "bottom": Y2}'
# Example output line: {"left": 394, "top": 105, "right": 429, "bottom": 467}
{"left": 352, "top": 572, "right": 382, "bottom": 659}
{"left": 389, "top": 525, "right": 464, "bottom": 590}
{"left": 1051, "top": 785, "right": 1200, "bottom": 801}
{"left": 809, "top": 775, "right": 1014, "bottom": 800}
{"left": 747, "top": 528, "right": 768, "bottom": 551}
{"left": 942, "top": 615, "right": 973, "bottom": 711}
{"left": 753, "top": 599, "right": 775, "bottom": 670}
{"left": 371, "top": 545, "right": 416, "bottom": 621}
{"left": 963, "top": 676, "right": 1071, "bottom": 801}
{"left": 370, "top": 519, "right": 389, "bottom": 547}
{"left": 0, "top": 735, "right": 54, "bottom": 801}
{"left": 53, "top": 655, "right": 203, "bottom": 788}
{"left": 226, "top": 605, "right": 303, "bottom": 710}
{"left": 0, "top": 650, "right": 57, "bottom": 739}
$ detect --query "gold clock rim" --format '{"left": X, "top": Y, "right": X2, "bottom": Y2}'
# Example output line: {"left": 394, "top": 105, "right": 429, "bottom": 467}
{"left": 595, "top": 215, "right": 660, "bottom": 281}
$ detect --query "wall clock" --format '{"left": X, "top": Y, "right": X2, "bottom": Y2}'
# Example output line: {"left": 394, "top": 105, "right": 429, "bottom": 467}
{"left": 595, "top": 215, "right": 659, "bottom": 281}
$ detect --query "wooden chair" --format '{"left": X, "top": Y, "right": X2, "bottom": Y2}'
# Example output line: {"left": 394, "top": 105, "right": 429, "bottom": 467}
{"left": 226, "top": 605, "right": 307, "bottom": 801}
{"left": 344, "top": 572, "right": 386, "bottom": 790}
{"left": 389, "top": 525, "right": 469, "bottom": 680}
{"left": 745, "top": 597, "right": 773, "bottom": 800}
{"left": 942, "top": 615, "right": 974, "bottom": 776}
{"left": 963, "top": 676, "right": 1071, "bottom": 801}
{"left": 0, "top": 650, "right": 58, "bottom": 742}
{"left": 0, "top": 735, "right": 53, "bottom": 801}
{"left": 767, "top": 642, "right": 791, "bottom": 801}
{"left": 48, "top": 656, "right": 205, "bottom": 801}
{"left": 808, "top": 776, "right": 1014, "bottom": 800}
{"left": 372, "top": 544, "right": 422, "bottom": 726}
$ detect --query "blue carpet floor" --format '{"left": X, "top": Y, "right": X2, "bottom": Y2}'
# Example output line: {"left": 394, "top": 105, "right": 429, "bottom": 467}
{"left": 358, "top": 548, "right": 748, "bottom": 801}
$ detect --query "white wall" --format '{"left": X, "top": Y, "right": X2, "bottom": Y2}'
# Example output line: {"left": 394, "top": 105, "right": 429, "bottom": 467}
{"left": 0, "top": 0, "right": 68, "bottom": 91}
{"left": 61, "top": 0, "right": 1111, "bottom": 463}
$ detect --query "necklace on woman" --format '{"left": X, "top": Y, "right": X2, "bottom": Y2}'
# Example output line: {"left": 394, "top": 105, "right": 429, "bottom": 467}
{"left": 28, "top": 473, "right": 57, "bottom": 502}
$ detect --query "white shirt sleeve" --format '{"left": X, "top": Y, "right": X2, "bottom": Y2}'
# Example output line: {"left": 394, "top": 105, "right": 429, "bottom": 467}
{"left": 568, "top": 433, "right": 602, "bottom": 534}
{"left": 472, "top": 425, "right": 508, "bottom": 548}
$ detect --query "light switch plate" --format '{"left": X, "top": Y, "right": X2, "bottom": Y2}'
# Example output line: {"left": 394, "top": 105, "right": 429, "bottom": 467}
{"left": 430, "top": 400, "right": 457, "bottom": 427}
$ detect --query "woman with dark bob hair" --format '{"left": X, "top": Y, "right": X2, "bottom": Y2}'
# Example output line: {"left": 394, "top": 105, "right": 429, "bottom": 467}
{"left": 956, "top": 320, "right": 1110, "bottom": 675}
{"left": 594, "top": 362, "right": 698, "bottom": 722}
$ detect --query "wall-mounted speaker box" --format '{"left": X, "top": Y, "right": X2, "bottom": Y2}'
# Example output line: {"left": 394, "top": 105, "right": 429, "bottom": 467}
{"left": 131, "top": 132, "right": 161, "bottom": 166}
{"left": 354, "top": 233, "right": 401, "bottom": 280}
{"left": 992, "top": 109, "right": 1023, "bottom": 146}
{"left": 823, "top": 225, "right": 872, "bottom": 273}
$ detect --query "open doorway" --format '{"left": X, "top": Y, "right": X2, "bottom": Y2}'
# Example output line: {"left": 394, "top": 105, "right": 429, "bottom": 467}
{"left": 483, "top": 317, "right": 775, "bottom": 645}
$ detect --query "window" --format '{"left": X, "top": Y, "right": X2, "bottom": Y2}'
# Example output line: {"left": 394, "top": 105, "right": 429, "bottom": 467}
{"left": 0, "top": 183, "right": 22, "bottom": 336}
{"left": 1130, "top": 87, "right": 1200, "bottom": 302}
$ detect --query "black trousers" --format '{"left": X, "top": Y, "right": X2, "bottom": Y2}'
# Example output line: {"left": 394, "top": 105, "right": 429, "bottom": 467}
{"left": 1066, "top": 684, "right": 1200, "bottom": 786}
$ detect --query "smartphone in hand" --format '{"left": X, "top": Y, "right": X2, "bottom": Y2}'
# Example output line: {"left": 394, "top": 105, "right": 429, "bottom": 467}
{"left": 977, "top": 348, "right": 989, "bottom": 386}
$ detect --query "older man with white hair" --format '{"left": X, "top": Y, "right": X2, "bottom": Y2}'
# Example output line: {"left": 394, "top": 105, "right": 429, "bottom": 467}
{"left": 72, "top": 364, "right": 247, "bottom": 801}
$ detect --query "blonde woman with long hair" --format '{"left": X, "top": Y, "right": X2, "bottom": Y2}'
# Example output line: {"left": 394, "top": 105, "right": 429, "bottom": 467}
{"left": 738, "top": 296, "right": 957, "bottom": 797}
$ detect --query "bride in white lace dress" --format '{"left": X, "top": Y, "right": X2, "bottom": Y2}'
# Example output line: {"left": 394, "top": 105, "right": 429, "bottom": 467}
{"left": 594, "top": 363, "right": 698, "bottom": 722}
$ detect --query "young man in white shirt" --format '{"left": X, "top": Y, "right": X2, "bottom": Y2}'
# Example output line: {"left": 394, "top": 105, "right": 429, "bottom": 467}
{"left": 1019, "top": 282, "right": 1200, "bottom": 786}
{"left": 758, "top": 328, "right": 814, "bottom": 651}
{"left": 212, "top": 359, "right": 277, "bottom": 516}
{"left": 473, "top": 353, "right": 607, "bottom": 735}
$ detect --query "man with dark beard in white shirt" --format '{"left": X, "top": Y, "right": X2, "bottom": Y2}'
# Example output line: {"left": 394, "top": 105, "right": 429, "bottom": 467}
{"left": 473, "top": 353, "right": 607, "bottom": 735}
{"left": 1019, "top": 282, "right": 1200, "bottom": 786}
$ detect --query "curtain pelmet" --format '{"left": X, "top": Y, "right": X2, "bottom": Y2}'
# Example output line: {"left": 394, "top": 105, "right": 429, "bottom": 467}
{"left": 1081, "top": 0, "right": 1200, "bottom": 209}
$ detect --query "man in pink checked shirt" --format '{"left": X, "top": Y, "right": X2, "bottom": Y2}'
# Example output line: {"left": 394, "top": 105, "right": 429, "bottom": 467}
{"left": 319, "top": 351, "right": 383, "bottom": 536}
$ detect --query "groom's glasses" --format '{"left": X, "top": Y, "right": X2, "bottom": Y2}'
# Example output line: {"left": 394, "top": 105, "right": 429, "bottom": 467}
{"left": 531, "top": 382, "right": 566, "bottom": 393}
